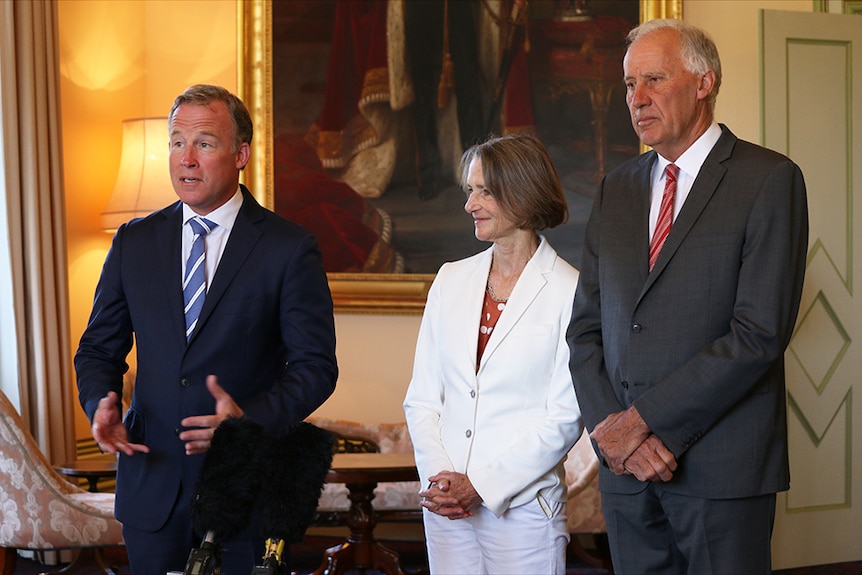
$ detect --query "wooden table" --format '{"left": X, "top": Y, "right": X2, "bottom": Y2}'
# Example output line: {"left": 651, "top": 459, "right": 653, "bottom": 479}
{"left": 54, "top": 457, "right": 118, "bottom": 493}
{"left": 53, "top": 457, "right": 119, "bottom": 575}
{"left": 312, "top": 453, "right": 420, "bottom": 575}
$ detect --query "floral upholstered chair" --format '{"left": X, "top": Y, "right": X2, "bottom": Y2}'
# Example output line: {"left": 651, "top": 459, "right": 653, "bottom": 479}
{"left": 0, "top": 389, "right": 123, "bottom": 574}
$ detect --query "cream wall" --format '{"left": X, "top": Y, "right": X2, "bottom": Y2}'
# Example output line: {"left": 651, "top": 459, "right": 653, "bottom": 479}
{"left": 325, "top": 314, "right": 420, "bottom": 422}
{"left": 60, "top": 0, "right": 816, "bottom": 441}
{"left": 684, "top": 0, "right": 811, "bottom": 144}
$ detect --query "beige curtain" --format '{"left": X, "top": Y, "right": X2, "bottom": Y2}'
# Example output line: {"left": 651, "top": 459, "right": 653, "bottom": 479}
{"left": 0, "top": 0, "right": 75, "bottom": 464}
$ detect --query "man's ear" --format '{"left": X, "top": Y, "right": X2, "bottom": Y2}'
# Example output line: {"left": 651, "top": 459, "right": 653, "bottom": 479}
{"left": 236, "top": 141, "right": 251, "bottom": 171}
{"left": 697, "top": 70, "right": 717, "bottom": 101}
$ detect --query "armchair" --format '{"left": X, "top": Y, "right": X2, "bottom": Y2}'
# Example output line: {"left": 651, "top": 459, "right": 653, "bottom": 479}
{"left": 0, "top": 389, "right": 123, "bottom": 574}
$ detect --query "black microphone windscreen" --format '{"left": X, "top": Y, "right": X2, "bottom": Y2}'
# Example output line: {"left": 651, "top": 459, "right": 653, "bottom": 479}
{"left": 191, "top": 417, "right": 265, "bottom": 541}
{"left": 258, "top": 422, "right": 334, "bottom": 542}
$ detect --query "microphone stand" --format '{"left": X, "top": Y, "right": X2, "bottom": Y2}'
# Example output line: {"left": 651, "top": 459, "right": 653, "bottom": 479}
{"left": 250, "top": 538, "right": 288, "bottom": 575}
{"left": 251, "top": 422, "right": 334, "bottom": 575}
{"left": 184, "top": 417, "right": 265, "bottom": 575}
{"left": 184, "top": 530, "right": 222, "bottom": 575}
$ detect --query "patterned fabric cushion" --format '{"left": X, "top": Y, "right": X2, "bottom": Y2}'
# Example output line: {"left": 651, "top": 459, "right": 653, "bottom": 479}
{"left": 0, "top": 391, "right": 124, "bottom": 550}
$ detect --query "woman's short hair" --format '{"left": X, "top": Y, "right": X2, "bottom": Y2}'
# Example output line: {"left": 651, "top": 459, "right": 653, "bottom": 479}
{"left": 459, "top": 133, "right": 568, "bottom": 231}
{"left": 169, "top": 84, "right": 253, "bottom": 150}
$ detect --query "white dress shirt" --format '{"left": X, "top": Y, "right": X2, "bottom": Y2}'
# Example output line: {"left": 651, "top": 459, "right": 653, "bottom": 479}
{"left": 181, "top": 187, "right": 243, "bottom": 288}
{"left": 649, "top": 123, "right": 722, "bottom": 238}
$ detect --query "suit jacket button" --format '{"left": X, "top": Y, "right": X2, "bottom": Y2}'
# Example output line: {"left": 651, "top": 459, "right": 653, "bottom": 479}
{"left": 181, "top": 378, "right": 191, "bottom": 388}
{"left": 621, "top": 381, "right": 629, "bottom": 390}
{"left": 632, "top": 323, "right": 642, "bottom": 333}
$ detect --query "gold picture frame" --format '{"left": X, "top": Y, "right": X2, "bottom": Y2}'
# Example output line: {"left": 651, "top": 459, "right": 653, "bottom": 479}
{"left": 238, "top": 0, "right": 681, "bottom": 314}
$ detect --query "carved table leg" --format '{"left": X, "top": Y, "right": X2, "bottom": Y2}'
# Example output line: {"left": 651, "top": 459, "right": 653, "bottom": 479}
{"left": 312, "top": 540, "right": 353, "bottom": 575}
{"left": 370, "top": 540, "right": 406, "bottom": 575}
{"left": 312, "top": 480, "right": 406, "bottom": 575}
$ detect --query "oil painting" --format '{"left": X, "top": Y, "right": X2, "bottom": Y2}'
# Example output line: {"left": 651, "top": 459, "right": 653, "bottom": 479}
{"left": 240, "top": 0, "right": 681, "bottom": 312}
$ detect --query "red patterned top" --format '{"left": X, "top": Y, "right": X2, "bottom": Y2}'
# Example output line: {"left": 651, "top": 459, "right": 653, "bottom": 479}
{"left": 477, "top": 288, "right": 507, "bottom": 370}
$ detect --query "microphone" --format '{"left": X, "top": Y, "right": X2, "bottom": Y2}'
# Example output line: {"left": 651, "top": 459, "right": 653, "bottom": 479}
{"left": 185, "top": 417, "right": 266, "bottom": 575}
{"left": 252, "top": 422, "right": 334, "bottom": 574}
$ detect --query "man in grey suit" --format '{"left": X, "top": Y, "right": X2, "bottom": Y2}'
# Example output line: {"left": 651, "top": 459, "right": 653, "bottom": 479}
{"left": 567, "top": 19, "right": 808, "bottom": 574}
{"left": 76, "top": 85, "right": 337, "bottom": 573}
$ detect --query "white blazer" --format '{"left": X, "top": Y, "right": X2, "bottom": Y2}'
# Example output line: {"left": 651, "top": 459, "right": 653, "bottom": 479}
{"left": 404, "top": 236, "right": 583, "bottom": 517}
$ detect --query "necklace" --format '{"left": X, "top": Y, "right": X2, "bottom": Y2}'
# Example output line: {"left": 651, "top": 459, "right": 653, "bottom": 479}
{"left": 486, "top": 238, "right": 537, "bottom": 303}
{"left": 486, "top": 278, "right": 508, "bottom": 303}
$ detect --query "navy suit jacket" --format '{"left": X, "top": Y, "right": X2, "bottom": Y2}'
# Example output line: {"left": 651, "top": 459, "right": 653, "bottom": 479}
{"left": 567, "top": 125, "right": 808, "bottom": 499}
{"left": 76, "top": 186, "right": 338, "bottom": 531}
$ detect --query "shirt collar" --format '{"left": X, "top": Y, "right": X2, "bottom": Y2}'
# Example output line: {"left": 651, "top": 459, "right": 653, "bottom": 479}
{"left": 182, "top": 187, "right": 243, "bottom": 231}
{"left": 657, "top": 123, "right": 722, "bottom": 179}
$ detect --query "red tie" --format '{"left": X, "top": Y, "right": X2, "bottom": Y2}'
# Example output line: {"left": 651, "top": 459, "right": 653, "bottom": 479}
{"left": 649, "top": 164, "right": 678, "bottom": 270}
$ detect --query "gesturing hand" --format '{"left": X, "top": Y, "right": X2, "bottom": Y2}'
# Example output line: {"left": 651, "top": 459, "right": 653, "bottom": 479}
{"left": 179, "top": 375, "right": 244, "bottom": 455}
{"left": 92, "top": 391, "right": 149, "bottom": 457}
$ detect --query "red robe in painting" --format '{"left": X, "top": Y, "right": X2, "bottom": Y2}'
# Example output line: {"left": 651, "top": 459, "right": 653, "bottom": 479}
{"left": 274, "top": 133, "right": 399, "bottom": 273}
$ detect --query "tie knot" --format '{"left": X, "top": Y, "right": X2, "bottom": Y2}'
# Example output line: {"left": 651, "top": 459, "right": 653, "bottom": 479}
{"left": 188, "top": 216, "right": 217, "bottom": 236}
{"left": 665, "top": 163, "right": 679, "bottom": 182}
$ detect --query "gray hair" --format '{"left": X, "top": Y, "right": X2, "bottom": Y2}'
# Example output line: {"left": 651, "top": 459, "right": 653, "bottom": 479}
{"left": 628, "top": 19, "right": 722, "bottom": 108}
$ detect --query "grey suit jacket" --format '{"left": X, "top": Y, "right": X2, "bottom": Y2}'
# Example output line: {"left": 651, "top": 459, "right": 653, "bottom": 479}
{"left": 567, "top": 125, "right": 808, "bottom": 498}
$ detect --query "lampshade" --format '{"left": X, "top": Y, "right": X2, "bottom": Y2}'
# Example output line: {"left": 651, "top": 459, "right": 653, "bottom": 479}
{"left": 102, "top": 117, "right": 175, "bottom": 231}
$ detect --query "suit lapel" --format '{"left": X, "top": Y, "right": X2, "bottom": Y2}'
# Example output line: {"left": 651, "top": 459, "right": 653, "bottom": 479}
{"left": 191, "top": 186, "right": 264, "bottom": 343}
{"left": 634, "top": 152, "right": 657, "bottom": 283}
{"left": 478, "top": 238, "right": 552, "bottom": 370}
{"left": 640, "top": 126, "right": 735, "bottom": 296}
{"left": 153, "top": 202, "right": 188, "bottom": 347}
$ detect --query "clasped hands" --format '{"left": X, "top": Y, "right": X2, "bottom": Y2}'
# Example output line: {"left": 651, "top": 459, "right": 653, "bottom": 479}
{"left": 420, "top": 471, "right": 482, "bottom": 520}
{"left": 591, "top": 405, "right": 677, "bottom": 482}
{"left": 92, "top": 375, "right": 243, "bottom": 457}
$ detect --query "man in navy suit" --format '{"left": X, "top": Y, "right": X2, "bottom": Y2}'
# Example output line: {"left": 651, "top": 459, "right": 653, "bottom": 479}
{"left": 567, "top": 20, "right": 808, "bottom": 574}
{"left": 76, "top": 85, "right": 338, "bottom": 573}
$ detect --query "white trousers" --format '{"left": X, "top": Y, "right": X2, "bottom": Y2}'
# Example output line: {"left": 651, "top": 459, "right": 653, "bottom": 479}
{"left": 422, "top": 497, "right": 569, "bottom": 574}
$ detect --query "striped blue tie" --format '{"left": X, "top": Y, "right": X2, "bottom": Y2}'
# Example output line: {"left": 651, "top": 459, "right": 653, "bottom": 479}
{"left": 183, "top": 217, "right": 217, "bottom": 340}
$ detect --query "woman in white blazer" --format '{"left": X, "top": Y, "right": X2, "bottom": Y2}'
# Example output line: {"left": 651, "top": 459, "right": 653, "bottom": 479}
{"left": 403, "top": 134, "right": 583, "bottom": 574}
